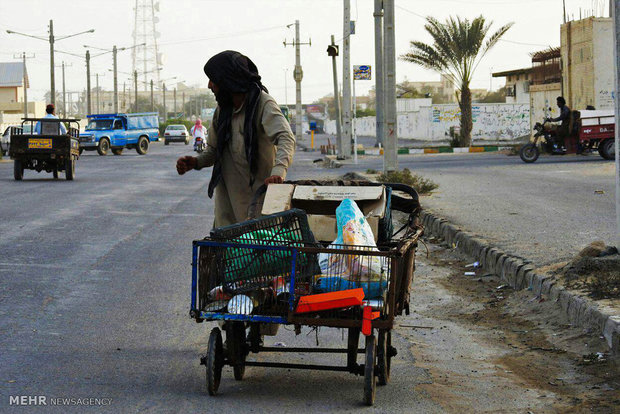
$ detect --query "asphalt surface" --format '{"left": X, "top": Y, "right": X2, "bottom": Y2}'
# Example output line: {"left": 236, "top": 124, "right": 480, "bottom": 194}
{"left": 0, "top": 140, "right": 616, "bottom": 412}
{"left": 0, "top": 143, "right": 437, "bottom": 412}
{"left": 294, "top": 139, "right": 617, "bottom": 266}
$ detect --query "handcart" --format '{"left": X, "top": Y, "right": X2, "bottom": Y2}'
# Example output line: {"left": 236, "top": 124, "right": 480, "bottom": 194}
{"left": 190, "top": 181, "right": 422, "bottom": 406}
{"left": 9, "top": 118, "right": 80, "bottom": 180}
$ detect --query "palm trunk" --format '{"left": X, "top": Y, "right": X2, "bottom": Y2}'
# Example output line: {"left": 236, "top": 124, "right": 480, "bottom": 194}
{"left": 459, "top": 85, "right": 472, "bottom": 147}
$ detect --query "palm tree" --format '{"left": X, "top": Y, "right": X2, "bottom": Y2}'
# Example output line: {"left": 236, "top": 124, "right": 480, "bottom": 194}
{"left": 401, "top": 16, "right": 513, "bottom": 146}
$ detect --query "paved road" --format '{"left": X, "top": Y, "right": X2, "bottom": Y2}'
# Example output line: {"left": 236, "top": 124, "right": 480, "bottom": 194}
{"left": 296, "top": 149, "right": 617, "bottom": 266}
{"left": 0, "top": 143, "right": 436, "bottom": 412}
{"left": 0, "top": 142, "right": 616, "bottom": 412}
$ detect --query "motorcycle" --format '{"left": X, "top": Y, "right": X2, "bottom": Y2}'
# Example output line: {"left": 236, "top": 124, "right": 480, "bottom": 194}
{"left": 519, "top": 120, "right": 565, "bottom": 163}
{"left": 194, "top": 136, "right": 206, "bottom": 153}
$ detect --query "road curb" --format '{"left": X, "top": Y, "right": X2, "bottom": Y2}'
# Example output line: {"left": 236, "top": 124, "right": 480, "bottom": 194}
{"left": 357, "top": 145, "right": 515, "bottom": 156}
{"left": 420, "top": 210, "right": 620, "bottom": 354}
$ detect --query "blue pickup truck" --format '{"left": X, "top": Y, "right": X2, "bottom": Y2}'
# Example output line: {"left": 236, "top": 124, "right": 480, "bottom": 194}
{"left": 79, "top": 112, "right": 159, "bottom": 156}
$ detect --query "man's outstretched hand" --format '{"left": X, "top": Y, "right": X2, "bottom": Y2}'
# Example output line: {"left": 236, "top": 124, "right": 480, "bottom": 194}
{"left": 176, "top": 156, "right": 197, "bottom": 175}
{"left": 264, "top": 175, "right": 283, "bottom": 185}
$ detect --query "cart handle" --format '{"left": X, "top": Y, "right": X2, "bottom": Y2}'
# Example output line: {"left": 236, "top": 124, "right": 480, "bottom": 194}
{"left": 246, "top": 181, "right": 421, "bottom": 221}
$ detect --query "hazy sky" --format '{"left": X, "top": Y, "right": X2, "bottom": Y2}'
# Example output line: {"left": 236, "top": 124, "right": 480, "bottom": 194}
{"left": 0, "top": 0, "right": 611, "bottom": 104}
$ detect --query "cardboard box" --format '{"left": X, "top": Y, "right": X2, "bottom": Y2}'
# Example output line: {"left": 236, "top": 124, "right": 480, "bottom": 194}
{"left": 262, "top": 184, "right": 386, "bottom": 242}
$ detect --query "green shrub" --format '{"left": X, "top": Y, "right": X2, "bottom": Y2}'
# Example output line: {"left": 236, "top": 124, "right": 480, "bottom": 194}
{"left": 366, "top": 168, "right": 378, "bottom": 174}
{"left": 376, "top": 168, "right": 439, "bottom": 195}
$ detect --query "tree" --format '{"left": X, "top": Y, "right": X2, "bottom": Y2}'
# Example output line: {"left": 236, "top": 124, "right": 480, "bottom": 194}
{"left": 477, "top": 88, "right": 506, "bottom": 103}
{"left": 401, "top": 16, "right": 513, "bottom": 146}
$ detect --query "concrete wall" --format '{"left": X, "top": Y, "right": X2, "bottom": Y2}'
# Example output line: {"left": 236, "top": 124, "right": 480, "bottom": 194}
{"left": 561, "top": 17, "right": 614, "bottom": 110}
{"left": 0, "top": 87, "right": 18, "bottom": 103}
{"left": 396, "top": 98, "right": 432, "bottom": 113}
{"left": 593, "top": 19, "right": 615, "bottom": 109}
{"left": 0, "top": 101, "right": 45, "bottom": 118}
{"left": 529, "top": 83, "right": 562, "bottom": 129}
{"left": 327, "top": 102, "right": 530, "bottom": 142}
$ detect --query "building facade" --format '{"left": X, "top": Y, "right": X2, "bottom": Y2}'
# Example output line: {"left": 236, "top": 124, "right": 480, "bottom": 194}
{"left": 492, "top": 68, "right": 532, "bottom": 104}
{"left": 561, "top": 17, "right": 614, "bottom": 110}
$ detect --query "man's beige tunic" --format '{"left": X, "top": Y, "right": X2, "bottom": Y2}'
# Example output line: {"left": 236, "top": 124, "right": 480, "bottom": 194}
{"left": 195, "top": 91, "right": 295, "bottom": 227}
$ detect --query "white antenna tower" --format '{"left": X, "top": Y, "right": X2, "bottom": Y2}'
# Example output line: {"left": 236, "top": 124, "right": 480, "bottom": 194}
{"left": 132, "top": 0, "right": 163, "bottom": 91}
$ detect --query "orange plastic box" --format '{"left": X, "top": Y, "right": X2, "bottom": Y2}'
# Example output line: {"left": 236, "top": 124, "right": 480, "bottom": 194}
{"left": 295, "top": 288, "right": 365, "bottom": 314}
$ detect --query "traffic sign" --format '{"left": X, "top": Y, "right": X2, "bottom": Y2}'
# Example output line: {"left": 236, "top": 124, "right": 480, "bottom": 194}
{"left": 353, "top": 65, "right": 371, "bottom": 80}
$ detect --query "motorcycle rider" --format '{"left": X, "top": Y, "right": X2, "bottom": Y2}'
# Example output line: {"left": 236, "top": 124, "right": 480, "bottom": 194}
{"left": 546, "top": 96, "right": 570, "bottom": 153}
{"left": 191, "top": 118, "right": 206, "bottom": 151}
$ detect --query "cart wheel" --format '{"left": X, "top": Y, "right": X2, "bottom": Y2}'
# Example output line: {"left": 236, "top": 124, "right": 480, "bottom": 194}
{"left": 347, "top": 327, "right": 360, "bottom": 370}
{"left": 65, "top": 158, "right": 75, "bottom": 181}
{"left": 363, "top": 334, "right": 377, "bottom": 406}
{"left": 226, "top": 322, "right": 247, "bottom": 381}
{"left": 377, "top": 330, "right": 392, "bottom": 386}
{"left": 13, "top": 160, "right": 23, "bottom": 181}
{"left": 205, "top": 327, "right": 224, "bottom": 396}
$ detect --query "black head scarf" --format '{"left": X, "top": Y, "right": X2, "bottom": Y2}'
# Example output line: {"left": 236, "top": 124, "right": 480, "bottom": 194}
{"left": 203, "top": 50, "right": 268, "bottom": 198}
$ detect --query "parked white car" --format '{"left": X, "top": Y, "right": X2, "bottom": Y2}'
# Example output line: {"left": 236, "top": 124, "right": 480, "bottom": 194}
{"left": 1, "top": 124, "right": 33, "bottom": 157}
{"left": 163, "top": 124, "right": 190, "bottom": 145}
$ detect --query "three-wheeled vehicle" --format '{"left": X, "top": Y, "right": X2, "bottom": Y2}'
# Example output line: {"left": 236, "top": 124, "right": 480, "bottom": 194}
{"left": 9, "top": 118, "right": 80, "bottom": 180}
{"left": 190, "top": 181, "right": 422, "bottom": 406}
{"left": 520, "top": 110, "right": 615, "bottom": 163}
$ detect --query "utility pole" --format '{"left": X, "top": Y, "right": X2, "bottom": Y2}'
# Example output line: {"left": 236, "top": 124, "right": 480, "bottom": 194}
{"left": 342, "top": 0, "right": 353, "bottom": 158}
{"left": 95, "top": 73, "right": 105, "bottom": 114}
{"left": 374, "top": 0, "right": 384, "bottom": 148}
{"left": 23, "top": 53, "right": 29, "bottom": 117}
{"left": 613, "top": 0, "right": 620, "bottom": 247}
{"left": 113, "top": 46, "right": 118, "bottom": 112}
{"left": 283, "top": 68, "right": 289, "bottom": 106}
{"left": 83, "top": 43, "right": 143, "bottom": 113}
{"left": 173, "top": 87, "right": 177, "bottom": 117}
{"left": 284, "top": 20, "right": 311, "bottom": 144}
{"left": 13, "top": 52, "right": 34, "bottom": 118}
{"left": 62, "top": 62, "right": 66, "bottom": 116}
{"left": 384, "top": 0, "right": 398, "bottom": 171}
{"left": 563, "top": 0, "right": 567, "bottom": 23}
{"left": 163, "top": 83, "right": 167, "bottom": 122}
{"left": 182, "top": 91, "right": 186, "bottom": 118}
{"left": 86, "top": 50, "right": 91, "bottom": 115}
{"left": 134, "top": 70, "right": 138, "bottom": 112}
{"left": 6, "top": 21, "right": 94, "bottom": 107}
{"left": 150, "top": 79, "right": 154, "bottom": 112}
{"left": 49, "top": 20, "right": 55, "bottom": 105}
{"left": 328, "top": 35, "right": 343, "bottom": 150}
{"left": 55, "top": 61, "right": 72, "bottom": 116}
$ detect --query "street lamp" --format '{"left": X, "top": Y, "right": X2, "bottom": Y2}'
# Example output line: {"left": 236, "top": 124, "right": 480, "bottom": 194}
{"left": 7, "top": 20, "right": 94, "bottom": 106}
{"left": 83, "top": 43, "right": 145, "bottom": 113}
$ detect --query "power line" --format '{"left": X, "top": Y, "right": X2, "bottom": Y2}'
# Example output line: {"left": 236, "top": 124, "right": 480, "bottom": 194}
{"left": 498, "top": 39, "right": 551, "bottom": 47}
{"left": 396, "top": 4, "right": 550, "bottom": 48}
{"left": 158, "top": 25, "right": 286, "bottom": 47}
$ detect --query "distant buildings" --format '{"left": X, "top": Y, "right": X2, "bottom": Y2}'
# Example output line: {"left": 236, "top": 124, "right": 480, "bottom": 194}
{"left": 0, "top": 62, "right": 44, "bottom": 120}
{"left": 492, "top": 68, "right": 532, "bottom": 104}
{"left": 561, "top": 17, "right": 614, "bottom": 110}
{"left": 492, "top": 15, "right": 614, "bottom": 128}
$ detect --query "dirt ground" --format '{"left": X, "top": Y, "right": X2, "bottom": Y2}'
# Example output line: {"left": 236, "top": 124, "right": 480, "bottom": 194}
{"left": 404, "top": 237, "right": 620, "bottom": 413}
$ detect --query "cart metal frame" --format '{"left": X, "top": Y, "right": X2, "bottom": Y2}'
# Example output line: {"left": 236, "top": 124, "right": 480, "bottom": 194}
{"left": 189, "top": 182, "right": 422, "bottom": 405}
